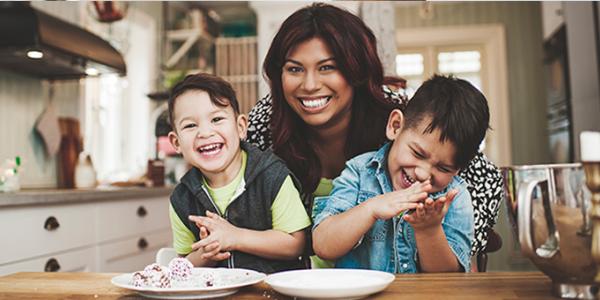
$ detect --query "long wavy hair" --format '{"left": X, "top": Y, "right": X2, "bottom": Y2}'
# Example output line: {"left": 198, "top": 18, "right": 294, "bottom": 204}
{"left": 264, "top": 3, "right": 401, "bottom": 193}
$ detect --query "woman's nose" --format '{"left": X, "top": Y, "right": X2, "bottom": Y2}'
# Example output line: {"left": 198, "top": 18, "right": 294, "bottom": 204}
{"left": 302, "top": 71, "right": 321, "bottom": 92}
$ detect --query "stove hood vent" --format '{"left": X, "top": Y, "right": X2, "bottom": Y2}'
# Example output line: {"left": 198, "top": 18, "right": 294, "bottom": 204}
{"left": 0, "top": 3, "right": 126, "bottom": 79}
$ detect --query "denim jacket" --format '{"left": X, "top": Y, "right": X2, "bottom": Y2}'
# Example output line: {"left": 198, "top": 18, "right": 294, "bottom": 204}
{"left": 313, "top": 143, "right": 474, "bottom": 273}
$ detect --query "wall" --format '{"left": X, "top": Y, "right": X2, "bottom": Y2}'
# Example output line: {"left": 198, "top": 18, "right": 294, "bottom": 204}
{"left": 564, "top": 2, "right": 600, "bottom": 160}
{"left": 0, "top": 73, "right": 82, "bottom": 188}
{"left": 396, "top": 2, "right": 549, "bottom": 166}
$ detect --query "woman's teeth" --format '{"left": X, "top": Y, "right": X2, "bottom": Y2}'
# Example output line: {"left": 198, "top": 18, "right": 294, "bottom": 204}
{"left": 301, "top": 97, "right": 330, "bottom": 108}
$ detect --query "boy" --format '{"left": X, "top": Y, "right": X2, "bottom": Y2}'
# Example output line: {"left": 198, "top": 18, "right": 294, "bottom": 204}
{"left": 312, "top": 75, "right": 489, "bottom": 273}
{"left": 167, "top": 73, "right": 311, "bottom": 274}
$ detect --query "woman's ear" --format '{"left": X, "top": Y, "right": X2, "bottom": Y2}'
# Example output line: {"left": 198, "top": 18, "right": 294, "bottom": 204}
{"left": 386, "top": 109, "right": 404, "bottom": 140}
{"left": 237, "top": 114, "right": 248, "bottom": 140}
{"left": 168, "top": 131, "right": 182, "bottom": 154}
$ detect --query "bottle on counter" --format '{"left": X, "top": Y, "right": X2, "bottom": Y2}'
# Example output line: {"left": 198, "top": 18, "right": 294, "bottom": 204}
{"left": 0, "top": 156, "right": 21, "bottom": 193}
{"left": 75, "top": 153, "right": 97, "bottom": 189}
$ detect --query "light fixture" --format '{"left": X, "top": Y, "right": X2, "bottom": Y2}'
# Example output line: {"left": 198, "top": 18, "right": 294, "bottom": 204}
{"left": 85, "top": 67, "right": 99, "bottom": 76}
{"left": 26, "top": 50, "right": 44, "bottom": 59}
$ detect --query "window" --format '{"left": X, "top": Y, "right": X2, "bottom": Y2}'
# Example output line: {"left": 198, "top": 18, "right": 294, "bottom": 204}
{"left": 83, "top": 9, "right": 157, "bottom": 183}
{"left": 396, "top": 46, "right": 484, "bottom": 98}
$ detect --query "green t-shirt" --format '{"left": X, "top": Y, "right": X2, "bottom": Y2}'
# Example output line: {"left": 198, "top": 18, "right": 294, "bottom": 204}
{"left": 311, "top": 178, "right": 336, "bottom": 269}
{"left": 170, "top": 151, "right": 311, "bottom": 255}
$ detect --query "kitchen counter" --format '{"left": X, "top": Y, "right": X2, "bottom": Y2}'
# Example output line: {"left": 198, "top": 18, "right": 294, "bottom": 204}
{"left": 0, "top": 271, "right": 553, "bottom": 299}
{"left": 0, "top": 186, "right": 173, "bottom": 208}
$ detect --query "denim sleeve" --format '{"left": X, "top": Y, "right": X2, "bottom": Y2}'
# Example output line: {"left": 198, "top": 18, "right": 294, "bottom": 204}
{"left": 312, "top": 161, "right": 362, "bottom": 230}
{"left": 442, "top": 183, "right": 475, "bottom": 272}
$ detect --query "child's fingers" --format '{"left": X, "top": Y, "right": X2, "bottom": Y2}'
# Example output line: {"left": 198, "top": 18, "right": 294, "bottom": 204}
{"left": 189, "top": 216, "right": 215, "bottom": 230}
{"left": 201, "top": 242, "right": 222, "bottom": 258}
{"left": 200, "top": 226, "right": 209, "bottom": 239}
{"left": 192, "top": 236, "right": 214, "bottom": 251}
{"left": 446, "top": 189, "right": 459, "bottom": 201}
{"left": 211, "top": 251, "right": 231, "bottom": 261}
{"left": 189, "top": 215, "right": 210, "bottom": 224}
{"left": 206, "top": 210, "right": 222, "bottom": 220}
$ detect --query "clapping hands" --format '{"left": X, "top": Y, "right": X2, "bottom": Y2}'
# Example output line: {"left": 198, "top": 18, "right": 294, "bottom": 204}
{"left": 189, "top": 211, "right": 239, "bottom": 261}
{"left": 403, "top": 188, "right": 458, "bottom": 230}
{"left": 368, "top": 181, "right": 432, "bottom": 220}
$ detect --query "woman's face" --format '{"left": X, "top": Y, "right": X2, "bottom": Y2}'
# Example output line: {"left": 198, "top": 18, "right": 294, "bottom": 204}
{"left": 281, "top": 37, "right": 353, "bottom": 130}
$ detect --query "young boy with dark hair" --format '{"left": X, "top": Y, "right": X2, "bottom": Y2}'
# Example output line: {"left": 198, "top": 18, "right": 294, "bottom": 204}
{"left": 167, "top": 73, "right": 311, "bottom": 273}
{"left": 312, "top": 74, "right": 490, "bottom": 273}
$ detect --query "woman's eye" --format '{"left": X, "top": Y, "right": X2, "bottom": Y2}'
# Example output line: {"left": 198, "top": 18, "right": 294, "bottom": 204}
{"left": 285, "top": 66, "right": 303, "bottom": 73}
{"left": 319, "top": 65, "right": 336, "bottom": 71}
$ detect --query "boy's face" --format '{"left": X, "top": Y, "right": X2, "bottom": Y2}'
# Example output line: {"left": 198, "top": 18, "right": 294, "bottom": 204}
{"left": 168, "top": 90, "right": 247, "bottom": 179}
{"left": 385, "top": 110, "right": 459, "bottom": 193}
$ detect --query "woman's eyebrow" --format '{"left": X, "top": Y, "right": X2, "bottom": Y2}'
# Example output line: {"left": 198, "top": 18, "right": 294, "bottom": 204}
{"left": 284, "top": 57, "right": 335, "bottom": 65}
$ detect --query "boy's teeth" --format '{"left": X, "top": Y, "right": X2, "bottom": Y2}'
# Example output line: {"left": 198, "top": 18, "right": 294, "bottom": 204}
{"left": 301, "top": 97, "right": 330, "bottom": 108}
{"left": 199, "top": 144, "right": 220, "bottom": 152}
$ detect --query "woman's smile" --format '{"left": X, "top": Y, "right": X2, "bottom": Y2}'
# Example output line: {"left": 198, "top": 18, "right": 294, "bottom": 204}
{"left": 297, "top": 95, "right": 332, "bottom": 111}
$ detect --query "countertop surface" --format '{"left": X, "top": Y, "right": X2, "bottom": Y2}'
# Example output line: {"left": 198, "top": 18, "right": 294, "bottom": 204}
{"left": 0, "top": 271, "right": 554, "bottom": 299}
{"left": 0, "top": 186, "right": 173, "bottom": 208}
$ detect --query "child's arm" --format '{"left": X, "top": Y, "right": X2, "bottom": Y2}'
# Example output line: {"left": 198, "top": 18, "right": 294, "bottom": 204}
{"left": 313, "top": 181, "right": 431, "bottom": 260}
{"left": 189, "top": 211, "right": 305, "bottom": 260}
{"left": 404, "top": 188, "right": 472, "bottom": 272}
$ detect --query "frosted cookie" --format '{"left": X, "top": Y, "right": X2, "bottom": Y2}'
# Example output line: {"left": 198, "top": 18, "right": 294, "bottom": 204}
{"left": 168, "top": 257, "right": 193, "bottom": 281}
{"left": 143, "top": 263, "right": 171, "bottom": 288}
{"left": 131, "top": 271, "right": 149, "bottom": 287}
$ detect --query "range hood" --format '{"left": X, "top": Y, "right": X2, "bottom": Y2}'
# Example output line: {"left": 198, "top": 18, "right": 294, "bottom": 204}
{"left": 0, "top": 3, "right": 126, "bottom": 79}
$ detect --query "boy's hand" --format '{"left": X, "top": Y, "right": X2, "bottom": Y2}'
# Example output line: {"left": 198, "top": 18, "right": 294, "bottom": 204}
{"left": 196, "top": 225, "right": 230, "bottom": 261}
{"left": 403, "top": 188, "right": 458, "bottom": 230}
{"left": 189, "top": 211, "right": 241, "bottom": 253}
{"left": 367, "top": 181, "right": 431, "bottom": 220}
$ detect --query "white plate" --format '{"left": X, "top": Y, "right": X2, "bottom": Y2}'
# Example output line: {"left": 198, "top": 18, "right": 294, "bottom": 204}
{"left": 111, "top": 268, "right": 266, "bottom": 299}
{"left": 265, "top": 269, "right": 395, "bottom": 299}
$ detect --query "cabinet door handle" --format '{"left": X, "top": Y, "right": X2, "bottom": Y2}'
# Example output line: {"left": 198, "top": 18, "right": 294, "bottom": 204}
{"left": 44, "top": 258, "right": 61, "bottom": 272}
{"left": 138, "top": 238, "right": 148, "bottom": 250}
{"left": 44, "top": 216, "right": 60, "bottom": 231}
{"left": 137, "top": 206, "right": 147, "bottom": 217}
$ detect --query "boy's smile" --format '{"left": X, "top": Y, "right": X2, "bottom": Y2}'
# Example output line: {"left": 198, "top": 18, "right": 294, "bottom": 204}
{"left": 169, "top": 90, "right": 247, "bottom": 187}
{"left": 386, "top": 111, "right": 459, "bottom": 193}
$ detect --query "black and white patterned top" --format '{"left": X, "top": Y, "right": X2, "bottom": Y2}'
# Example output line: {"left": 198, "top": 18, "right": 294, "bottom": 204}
{"left": 246, "top": 88, "right": 503, "bottom": 256}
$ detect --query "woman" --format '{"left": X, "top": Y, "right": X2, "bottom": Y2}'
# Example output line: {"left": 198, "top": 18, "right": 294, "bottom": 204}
{"left": 246, "top": 3, "right": 502, "bottom": 261}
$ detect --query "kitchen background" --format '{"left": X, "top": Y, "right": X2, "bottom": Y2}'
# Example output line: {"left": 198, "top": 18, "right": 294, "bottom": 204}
{"left": 1, "top": 1, "right": 599, "bottom": 274}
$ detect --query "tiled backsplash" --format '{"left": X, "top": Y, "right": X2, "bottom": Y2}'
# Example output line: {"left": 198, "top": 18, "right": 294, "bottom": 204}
{"left": 0, "top": 70, "right": 83, "bottom": 188}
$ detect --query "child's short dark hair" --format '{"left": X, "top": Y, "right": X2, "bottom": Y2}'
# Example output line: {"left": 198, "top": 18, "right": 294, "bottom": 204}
{"left": 168, "top": 73, "right": 240, "bottom": 130}
{"left": 403, "top": 74, "right": 490, "bottom": 169}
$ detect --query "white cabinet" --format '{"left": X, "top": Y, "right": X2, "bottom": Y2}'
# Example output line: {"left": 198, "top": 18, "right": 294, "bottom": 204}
{"left": 0, "top": 203, "right": 96, "bottom": 265}
{"left": 0, "top": 247, "right": 96, "bottom": 275}
{"left": 96, "top": 197, "right": 170, "bottom": 243}
{"left": 98, "top": 230, "right": 172, "bottom": 272}
{"left": 0, "top": 196, "right": 172, "bottom": 276}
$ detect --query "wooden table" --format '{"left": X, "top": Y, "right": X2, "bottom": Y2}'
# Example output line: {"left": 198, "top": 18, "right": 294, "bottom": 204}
{"left": 0, "top": 271, "right": 554, "bottom": 299}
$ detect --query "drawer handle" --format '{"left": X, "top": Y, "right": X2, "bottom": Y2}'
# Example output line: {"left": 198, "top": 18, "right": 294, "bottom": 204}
{"left": 44, "top": 216, "right": 60, "bottom": 231}
{"left": 45, "top": 258, "right": 61, "bottom": 272}
{"left": 137, "top": 206, "right": 147, "bottom": 217}
{"left": 138, "top": 238, "right": 148, "bottom": 250}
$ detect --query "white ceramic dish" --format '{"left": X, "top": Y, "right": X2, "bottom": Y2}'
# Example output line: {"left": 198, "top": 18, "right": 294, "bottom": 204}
{"left": 111, "top": 267, "right": 265, "bottom": 299}
{"left": 265, "top": 269, "right": 395, "bottom": 299}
